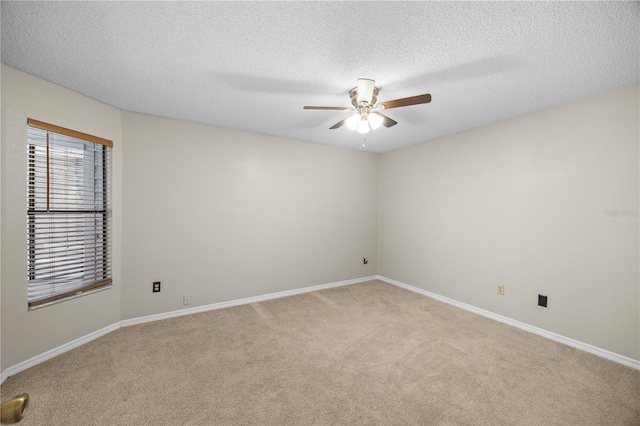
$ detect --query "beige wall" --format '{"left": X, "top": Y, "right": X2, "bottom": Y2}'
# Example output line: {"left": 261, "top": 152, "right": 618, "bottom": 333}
{"left": 0, "top": 65, "right": 123, "bottom": 370}
{"left": 379, "top": 85, "right": 640, "bottom": 360}
{"left": 120, "top": 112, "right": 379, "bottom": 319}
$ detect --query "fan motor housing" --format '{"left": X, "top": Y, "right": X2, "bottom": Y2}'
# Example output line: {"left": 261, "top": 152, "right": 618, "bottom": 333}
{"left": 350, "top": 86, "right": 379, "bottom": 107}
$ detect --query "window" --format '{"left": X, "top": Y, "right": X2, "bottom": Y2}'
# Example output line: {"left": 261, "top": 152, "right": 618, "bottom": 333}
{"left": 27, "top": 119, "right": 112, "bottom": 308}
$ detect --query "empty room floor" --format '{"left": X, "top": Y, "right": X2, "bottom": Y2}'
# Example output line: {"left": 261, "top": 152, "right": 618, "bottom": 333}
{"left": 2, "top": 280, "right": 638, "bottom": 425}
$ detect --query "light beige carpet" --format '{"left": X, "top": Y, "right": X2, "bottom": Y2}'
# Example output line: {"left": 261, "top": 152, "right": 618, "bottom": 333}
{"left": 2, "top": 280, "right": 639, "bottom": 425}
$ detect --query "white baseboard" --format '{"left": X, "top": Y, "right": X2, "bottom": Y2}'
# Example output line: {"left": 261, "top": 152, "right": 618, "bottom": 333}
{"left": 1, "top": 276, "right": 377, "bottom": 383}
{"left": 0, "top": 322, "right": 120, "bottom": 384}
{"left": 120, "top": 276, "right": 377, "bottom": 327}
{"left": 376, "top": 275, "right": 640, "bottom": 370}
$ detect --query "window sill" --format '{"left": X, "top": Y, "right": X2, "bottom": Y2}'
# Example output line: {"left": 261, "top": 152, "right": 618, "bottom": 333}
{"left": 28, "top": 284, "right": 113, "bottom": 311}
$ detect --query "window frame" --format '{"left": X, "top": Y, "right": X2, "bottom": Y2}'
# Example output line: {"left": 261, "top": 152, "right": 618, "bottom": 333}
{"left": 26, "top": 119, "right": 113, "bottom": 309}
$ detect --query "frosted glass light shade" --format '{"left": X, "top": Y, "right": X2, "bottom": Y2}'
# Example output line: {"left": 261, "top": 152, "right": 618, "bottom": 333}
{"left": 346, "top": 113, "right": 360, "bottom": 130}
{"left": 356, "top": 118, "right": 370, "bottom": 134}
{"left": 368, "top": 113, "right": 383, "bottom": 129}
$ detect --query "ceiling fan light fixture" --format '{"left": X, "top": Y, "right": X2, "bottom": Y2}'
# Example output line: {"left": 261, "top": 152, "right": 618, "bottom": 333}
{"left": 368, "top": 112, "right": 383, "bottom": 130}
{"left": 356, "top": 117, "right": 370, "bottom": 134}
{"left": 303, "top": 78, "right": 430, "bottom": 134}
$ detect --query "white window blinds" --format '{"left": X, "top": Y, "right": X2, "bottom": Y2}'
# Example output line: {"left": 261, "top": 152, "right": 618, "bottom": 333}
{"left": 27, "top": 119, "right": 113, "bottom": 308}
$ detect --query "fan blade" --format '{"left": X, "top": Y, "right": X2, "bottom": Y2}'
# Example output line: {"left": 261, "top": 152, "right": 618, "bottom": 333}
{"left": 303, "top": 106, "right": 351, "bottom": 111}
{"left": 330, "top": 118, "right": 348, "bottom": 129}
{"left": 373, "top": 112, "right": 398, "bottom": 128}
{"left": 379, "top": 94, "right": 431, "bottom": 109}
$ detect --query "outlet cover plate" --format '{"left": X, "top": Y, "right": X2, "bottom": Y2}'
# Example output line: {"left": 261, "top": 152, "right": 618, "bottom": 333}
{"left": 538, "top": 294, "right": 548, "bottom": 307}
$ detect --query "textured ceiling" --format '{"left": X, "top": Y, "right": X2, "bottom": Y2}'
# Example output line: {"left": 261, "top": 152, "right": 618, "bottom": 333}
{"left": 2, "top": 2, "right": 638, "bottom": 153}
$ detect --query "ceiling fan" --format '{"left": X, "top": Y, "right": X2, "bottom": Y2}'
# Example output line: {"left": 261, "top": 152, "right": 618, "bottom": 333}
{"left": 303, "top": 78, "right": 431, "bottom": 134}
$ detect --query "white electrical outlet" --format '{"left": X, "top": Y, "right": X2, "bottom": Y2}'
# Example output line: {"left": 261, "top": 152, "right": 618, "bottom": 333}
{"left": 183, "top": 295, "right": 191, "bottom": 305}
